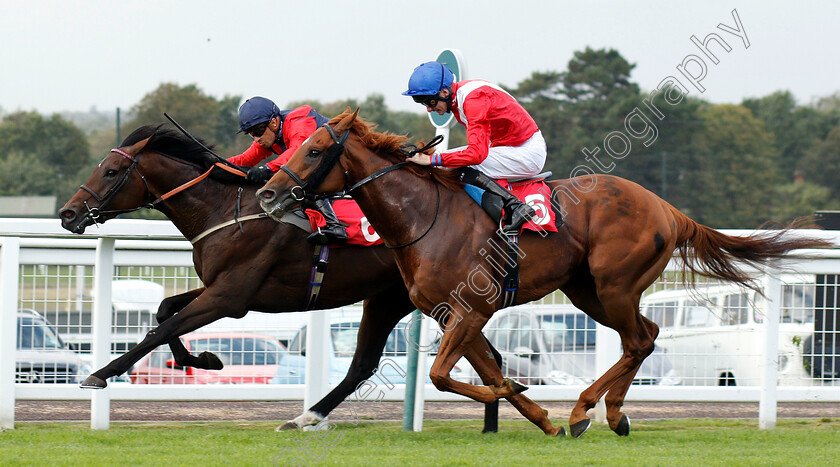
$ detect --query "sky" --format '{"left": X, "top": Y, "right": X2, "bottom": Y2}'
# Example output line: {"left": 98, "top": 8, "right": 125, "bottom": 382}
{"left": 1, "top": 0, "right": 839, "bottom": 117}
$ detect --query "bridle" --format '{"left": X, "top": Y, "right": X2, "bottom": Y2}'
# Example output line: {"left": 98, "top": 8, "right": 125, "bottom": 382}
{"left": 79, "top": 148, "right": 153, "bottom": 222}
{"left": 278, "top": 123, "right": 351, "bottom": 202}
{"left": 78, "top": 147, "right": 248, "bottom": 227}
{"left": 277, "top": 122, "right": 444, "bottom": 249}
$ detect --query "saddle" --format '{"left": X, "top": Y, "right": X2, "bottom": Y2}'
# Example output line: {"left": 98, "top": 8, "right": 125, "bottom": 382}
{"left": 463, "top": 172, "right": 562, "bottom": 232}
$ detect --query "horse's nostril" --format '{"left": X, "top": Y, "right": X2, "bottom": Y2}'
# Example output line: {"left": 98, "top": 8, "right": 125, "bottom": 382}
{"left": 60, "top": 209, "right": 76, "bottom": 220}
{"left": 260, "top": 189, "right": 276, "bottom": 200}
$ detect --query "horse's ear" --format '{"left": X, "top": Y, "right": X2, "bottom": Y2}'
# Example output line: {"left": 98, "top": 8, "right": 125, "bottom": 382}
{"left": 124, "top": 136, "right": 152, "bottom": 156}
{"left": 336, "top": 108, "right": 359, "bottom": 132}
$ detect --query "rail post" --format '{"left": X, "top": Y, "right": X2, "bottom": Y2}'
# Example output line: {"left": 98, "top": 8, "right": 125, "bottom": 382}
{"left": 91, "top": 238, "right": 114, "bottom": 430}
{"left": 0, "top": 237, "right": 21, "bottom": 429}
{"left": 303, "top": 309, "right": 330, "bottom": 415}
{"left": 595, "top": 322, "right": 621, "bottom": 423}
{"left": 412, "top": 312, "right": 430, "bottom": 431}
{"left": 759, "top": 268, "right": 782, "bottom": 429}
{"left": 403, "top": 310, "right": 422, "bottom": 430}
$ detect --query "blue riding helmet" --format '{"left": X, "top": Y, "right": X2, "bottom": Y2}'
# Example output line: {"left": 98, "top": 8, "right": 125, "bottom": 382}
{"left": 237, "top": 96, "right": 280, "bottom": 133}
{"left": 402, "top": 62, "right": 455, "bottom": 96}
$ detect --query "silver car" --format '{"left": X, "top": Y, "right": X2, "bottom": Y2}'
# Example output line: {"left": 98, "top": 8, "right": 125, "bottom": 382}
{"left": 15, "top": 310, "right": 90, "bottom": 384}
{"left": 476, "top": 305, "right": 680, "bottom": 386}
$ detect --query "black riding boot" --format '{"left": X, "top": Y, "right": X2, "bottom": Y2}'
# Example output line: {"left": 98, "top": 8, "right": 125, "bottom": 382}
{"left": 459, "top": 167, "right": 535, "bottom": 234}
{"left": 308, "top": 199, "right": 349, "bottom": 244}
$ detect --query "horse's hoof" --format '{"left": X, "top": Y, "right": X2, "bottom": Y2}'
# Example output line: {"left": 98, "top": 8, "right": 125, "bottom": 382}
{"left": 80, "top": 375, "right": 107, "bottom": 389}
{"left": 570, "top": 419, "right": 591, "bottom": 438}
{"left": 198, "top": 351, "right": 224, "bottom": 370}
{"left": 553, "top": 426, "right": 567, "bottom": 437}
{"left": 614, "top": 414, "right": 630, "bottom": 436}
{"left": 505, "top": 378, "right": 528, "bottom": 395}
{"left": 275, "top": 421, "right": 300, "bottom": 431}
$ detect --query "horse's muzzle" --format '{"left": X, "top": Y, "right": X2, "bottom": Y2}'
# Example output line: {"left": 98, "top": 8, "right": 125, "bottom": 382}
{"left": 58, "top": 206, "right": 92, "bottom": 234}
{"left": 58, "top": 207, "right": 95, "bottom": 234}
{"left": 257, "top": 188, "right": 299, "bottom": 222}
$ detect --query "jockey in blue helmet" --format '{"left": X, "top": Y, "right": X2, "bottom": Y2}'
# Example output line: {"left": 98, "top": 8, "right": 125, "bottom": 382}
{"left": 403, "top": 61, "right": 545, "bottom": 234}
{"left": 403, "top": 61, "right": 456, "bottom": 112}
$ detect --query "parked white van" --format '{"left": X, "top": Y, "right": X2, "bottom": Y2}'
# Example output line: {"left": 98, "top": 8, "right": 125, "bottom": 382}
{"left": 640, "top": 274, "right": 837, "bottom": 386}
{"left": 42, "top": 279, "right": 165, "bottom": 354}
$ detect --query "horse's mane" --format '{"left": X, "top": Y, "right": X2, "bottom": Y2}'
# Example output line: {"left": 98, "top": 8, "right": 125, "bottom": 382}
{"left": 121, "top": 125, "right": 255, "bottom": 185}
{"left": 330, "top": 112, "right": 463, "bottom": 192}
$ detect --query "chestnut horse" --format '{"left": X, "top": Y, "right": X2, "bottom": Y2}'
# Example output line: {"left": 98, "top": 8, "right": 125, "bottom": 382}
{"left": 58, "top": 125, "right": 560, "bottom": 434}
{"left": 256, "top": 109, "right": 833, "bottom": 437}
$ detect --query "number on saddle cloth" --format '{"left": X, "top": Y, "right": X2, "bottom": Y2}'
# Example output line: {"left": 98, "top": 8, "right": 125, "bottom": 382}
{"left": 463, "top": 171, "right": 553, "bottom": 227}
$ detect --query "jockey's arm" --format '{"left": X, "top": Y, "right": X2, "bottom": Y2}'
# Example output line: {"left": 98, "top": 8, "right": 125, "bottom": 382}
{"left": 227, "top": 142, "right": 272, "bottom": 168}
{"left": 409, "top": 96, "right": 492, "bottom": 168}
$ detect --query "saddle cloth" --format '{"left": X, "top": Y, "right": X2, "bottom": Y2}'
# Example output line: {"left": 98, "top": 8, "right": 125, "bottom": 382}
{"left": 464, "top": 178, "right": 559, "bottom": 234}
{"left": 305, "top": 199, "right": 383, "bottom": 246}
{"left": 500, "top": 179, "right": 559, "bottom": 233}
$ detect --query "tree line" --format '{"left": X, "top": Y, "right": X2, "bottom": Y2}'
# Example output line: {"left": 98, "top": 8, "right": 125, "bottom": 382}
{"left": 2, "top": 48, "right": 839, "bottom": 228}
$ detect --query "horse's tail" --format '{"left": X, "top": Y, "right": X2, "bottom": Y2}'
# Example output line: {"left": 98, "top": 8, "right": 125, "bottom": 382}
{"left": 667, "top": 204, "right": 834, "bottom": 287}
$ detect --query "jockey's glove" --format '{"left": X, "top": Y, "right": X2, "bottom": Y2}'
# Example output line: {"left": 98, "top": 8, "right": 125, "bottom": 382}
{"left": 246, "top": 166, "right": 273, "bottom": 183}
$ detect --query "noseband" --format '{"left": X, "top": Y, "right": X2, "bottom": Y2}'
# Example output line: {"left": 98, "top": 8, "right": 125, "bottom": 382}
{"left": 79, "top": 148, "right": 153, "bottom": 222}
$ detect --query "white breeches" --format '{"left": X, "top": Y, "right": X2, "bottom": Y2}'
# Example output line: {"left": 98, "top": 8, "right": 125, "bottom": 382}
{"left": 447, "top": 130, "right": 547, "bottom": 179}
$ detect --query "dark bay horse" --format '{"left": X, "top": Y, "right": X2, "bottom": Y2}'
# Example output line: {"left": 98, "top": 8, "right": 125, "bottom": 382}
{"left": 58, "top": 125, "right": 560, "bottom": 434}
{"left": 256, "top": 109, "right": 834, "bottom": 437}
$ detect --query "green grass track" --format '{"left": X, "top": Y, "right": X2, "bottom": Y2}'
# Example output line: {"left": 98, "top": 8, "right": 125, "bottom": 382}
{"left": 1, "top": 418, "right": 839, "bottom": 466}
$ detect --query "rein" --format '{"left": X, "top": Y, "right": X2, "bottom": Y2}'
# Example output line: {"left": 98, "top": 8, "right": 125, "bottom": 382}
{"left": 342, "top": 135, "right": 443, "bottom": 195}
{"left": 278, "top": 123, "right": 444, "bottom": 249}
{"left": 79, "top": 147, "right": 278, "bottom": 244}
{"left": 383, "top": 181, "right": 440, "bottom": 249}
{"left": 344, "top": 162, "right": 410, "bottom": 194}
{"left": 80, "top": 148, "right": 248, "bottom": 220}
{"left": 155, "top": 161, "right": 246, "bottom": 204}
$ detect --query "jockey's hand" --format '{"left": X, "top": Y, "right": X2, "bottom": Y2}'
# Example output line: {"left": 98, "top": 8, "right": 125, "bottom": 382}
{"left": 406, "top": 153, "right": 432, "bottom": 166}
{"left": 246, "top": 166, "right": 273, "bottom": 183}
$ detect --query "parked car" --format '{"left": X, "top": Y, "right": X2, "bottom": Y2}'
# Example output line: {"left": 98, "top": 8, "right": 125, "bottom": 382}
{"left": 43, "top": 279, "right": 165, "bottom": 355}
{"left": 271, "top": 313, "right": 443, "bottom": 384}
{"left": 199, "top": 310, "right": 311, "bottom": 349}
{"left": 130, "top": 332, "right": 286, "bottom": 384}
{"left": 457, "top": 305, "right": 680, "bottom": 386}
{"left": 640, "top": 275, "right": 839, "bottom": 386}
{"left": 15, "top": 309, "right": 90, "bottom": 384}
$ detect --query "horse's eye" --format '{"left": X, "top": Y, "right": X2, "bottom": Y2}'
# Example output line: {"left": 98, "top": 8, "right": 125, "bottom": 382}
{"left": 105, "top": 169, "right": 118, "bottom": 177}
{"left": 307, "top": 149, "right": 321, "bottom": 159}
